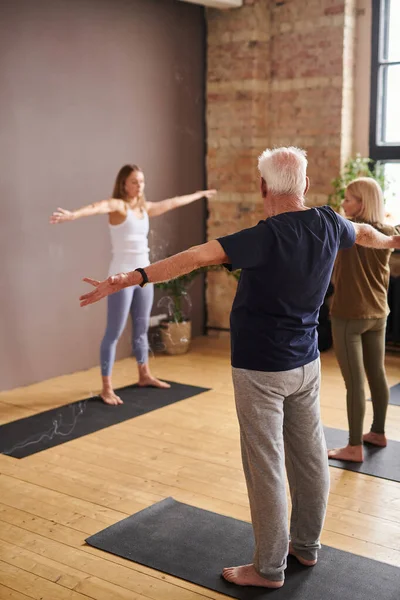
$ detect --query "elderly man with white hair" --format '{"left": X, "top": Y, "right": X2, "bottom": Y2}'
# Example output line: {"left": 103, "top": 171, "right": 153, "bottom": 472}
{"left": 80, "top": 147, "right": 400, "bottom": 589}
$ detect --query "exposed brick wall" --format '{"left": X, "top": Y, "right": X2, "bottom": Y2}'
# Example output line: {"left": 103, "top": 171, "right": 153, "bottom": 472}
{"left": 206, "top": 0, "right": 356, "bottom": 329}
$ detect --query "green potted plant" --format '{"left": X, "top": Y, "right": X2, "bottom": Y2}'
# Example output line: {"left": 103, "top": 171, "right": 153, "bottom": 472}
{"left": 155, "top": 265, "right": 240, "bottom": 355}
{"left": 155, "top": 270, "right": 200, "bottom": 355}
{"left": 328, "top": 154, "right": 386, "bottom": 211}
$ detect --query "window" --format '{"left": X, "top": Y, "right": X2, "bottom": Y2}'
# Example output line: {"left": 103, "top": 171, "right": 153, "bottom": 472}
{"left": 370, "top": 0, "right": 400, "bottom": 222}
{"left": 381, "top": 162, "right": 400, "bottom": 222}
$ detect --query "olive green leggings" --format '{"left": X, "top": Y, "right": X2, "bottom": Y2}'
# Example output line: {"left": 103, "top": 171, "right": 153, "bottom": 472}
{"left": 331, "top": 317, "right": 389, "bottom": 446}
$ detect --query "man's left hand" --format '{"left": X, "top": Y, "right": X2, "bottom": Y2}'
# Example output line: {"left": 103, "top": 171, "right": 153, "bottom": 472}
{"left": 80, "top": 274, "right": 128, "bottom": 306}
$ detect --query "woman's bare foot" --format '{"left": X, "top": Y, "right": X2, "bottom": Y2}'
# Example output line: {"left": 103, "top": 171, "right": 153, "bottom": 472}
{"left": 363, "top": 431, "right": 387, "bottom": 447}
{"left": 138, "top": 376, "right": 170, "bottom": 389}
{"left": 222, "top": 564, "right": 283, "bottom": 589}
{"left": 328, "top": 444, "right": 363, "bottom": 462}
{"left": 137, "top": 364, "right": 170, "bottom": 389}
{"left": 288, "top": 543, "right": 317, "bottom": 566}
{"left": 100, "top": 376, "right": 123, "bottom": 405}
{"left": 100, "top": 390, "right": 123, "bottom": 405}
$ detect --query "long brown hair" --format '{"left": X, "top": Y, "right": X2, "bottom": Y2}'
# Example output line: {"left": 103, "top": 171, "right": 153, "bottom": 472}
{"left": 112, "top": 164, "right": 146, "bottom": 210}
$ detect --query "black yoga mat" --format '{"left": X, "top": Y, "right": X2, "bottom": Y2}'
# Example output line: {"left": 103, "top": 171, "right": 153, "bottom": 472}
{"left": 86, "top": 497, "right": 400, "bottom": 600}
{"left": 0, "top": 382, "right": 209, "bottom": 459}
{"left": 325, "top": 426, "right": 400, "bottom": 482}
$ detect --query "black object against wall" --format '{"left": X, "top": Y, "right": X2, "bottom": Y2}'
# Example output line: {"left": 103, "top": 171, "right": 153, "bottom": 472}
{"left": 318, "top": 283, "right": 334, "bottom": 352}
{"left": 387, "top": 273, "right": 400, "bottom": 345}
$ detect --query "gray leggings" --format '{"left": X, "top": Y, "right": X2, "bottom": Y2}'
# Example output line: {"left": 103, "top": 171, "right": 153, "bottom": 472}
{"left": 100, "top": 284, "right": 154, "bottom": 376}
{"left": 331, "top": 317, "right": 389, "bottom": 446}
{"left": 232, "top": 359, "right": 329, "bottom": 582}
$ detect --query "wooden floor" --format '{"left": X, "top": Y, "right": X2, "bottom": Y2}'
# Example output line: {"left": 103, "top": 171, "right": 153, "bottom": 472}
{"left": 0, "top": 336, "right": 399, "bottom": 600}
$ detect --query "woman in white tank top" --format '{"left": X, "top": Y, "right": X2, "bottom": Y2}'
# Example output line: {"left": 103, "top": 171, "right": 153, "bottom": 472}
{"left": 50, "top": 164, "right": 216, "bottom": 405}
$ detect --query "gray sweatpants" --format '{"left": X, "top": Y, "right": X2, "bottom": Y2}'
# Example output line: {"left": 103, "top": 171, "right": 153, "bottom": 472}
{"left": 232, "top": 358, "right": 329, "bottom": 582}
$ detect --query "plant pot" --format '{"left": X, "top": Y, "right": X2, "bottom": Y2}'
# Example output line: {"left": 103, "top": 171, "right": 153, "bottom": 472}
{"left": 160, "top": 320, "right": 191, "bottom": 355}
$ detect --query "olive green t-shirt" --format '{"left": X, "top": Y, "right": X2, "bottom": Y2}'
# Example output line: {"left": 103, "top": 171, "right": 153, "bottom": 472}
{"left": 330, "top": 221, "right": 396, "bottom": 320}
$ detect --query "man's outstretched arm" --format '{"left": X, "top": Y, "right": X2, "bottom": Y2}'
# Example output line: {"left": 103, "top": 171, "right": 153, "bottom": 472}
{"left": 80, "top": 240, "right": 229, "bottom": 306}
{"left": 353, "top": 222, "right": 400, "bottom": 249}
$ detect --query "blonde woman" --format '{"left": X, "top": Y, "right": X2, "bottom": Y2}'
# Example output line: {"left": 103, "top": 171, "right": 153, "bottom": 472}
{"left": 51, "top": 164, "right": 216, "bottom": 405}
{"left": 328, "top": 177, "right": 396, "bottom": 462}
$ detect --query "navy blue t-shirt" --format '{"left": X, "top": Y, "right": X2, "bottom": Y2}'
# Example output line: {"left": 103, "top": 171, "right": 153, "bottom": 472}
{"left": 217, "top": 206, "right": 356, "bottom": 372}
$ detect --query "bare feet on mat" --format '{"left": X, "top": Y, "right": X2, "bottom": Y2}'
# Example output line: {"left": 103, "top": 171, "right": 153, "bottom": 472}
{"left": 328, "top": 444, "right": 363, "bottom": 462}
{"left": 100, "top": 390, "right": 123, "bottom": 405}
{"left": 363, "top": 431, "right": 387, "bottom": 447}
{"left": 289, "top": 543, "right": 317, "bottom": 566}
{"left": 137, "top": 364, "right": 171, "bottom": 389}
{"left": 222, "top": 564, "right": 284, "bottom": 588}
{"left": 138, "top": 377, "right": 170, "bottom": 389}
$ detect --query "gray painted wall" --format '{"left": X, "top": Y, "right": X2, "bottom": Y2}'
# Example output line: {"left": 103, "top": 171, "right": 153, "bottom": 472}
{"left": 0, "top": 0, "right": 206, "bottom": 390}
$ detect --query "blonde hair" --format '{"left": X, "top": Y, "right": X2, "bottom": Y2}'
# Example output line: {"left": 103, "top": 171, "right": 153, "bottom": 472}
{"left": 346, "top": 177, "right": 385, "bottom": 224}
{"left": 258, "top": 147, "right": 308, "bottom": 197}
{"left": 112, "top": 164, "right": 146, "bottom": 211}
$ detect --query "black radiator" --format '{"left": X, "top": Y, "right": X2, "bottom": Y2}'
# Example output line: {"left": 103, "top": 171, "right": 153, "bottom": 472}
{"left": 387, "top": 273, "right": 400, "bottom": 346}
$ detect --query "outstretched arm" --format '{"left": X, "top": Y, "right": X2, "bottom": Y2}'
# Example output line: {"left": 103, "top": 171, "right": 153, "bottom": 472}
{"left": 80, "top": 240, "right": 228, "bottom": 306}
{"left": 50, "top": 198, "right": 126, "bottom": 224}
{"left": 146, "top": 189, "right": 217, "bottom": 218}
{"left": 353, "top": 222, "right": 400, "bottom": 249}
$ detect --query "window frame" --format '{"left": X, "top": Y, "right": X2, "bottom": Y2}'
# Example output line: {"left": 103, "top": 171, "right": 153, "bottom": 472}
{"left": 369, "top": 0, "right": 400, "bottom": 161}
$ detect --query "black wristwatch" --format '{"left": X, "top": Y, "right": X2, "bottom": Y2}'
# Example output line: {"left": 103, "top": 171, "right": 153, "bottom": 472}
{"left": 135, "top": 268, "right": 149, "bottom": 288}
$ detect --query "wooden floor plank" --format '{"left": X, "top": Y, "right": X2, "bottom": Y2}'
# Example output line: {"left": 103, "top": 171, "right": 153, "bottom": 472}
{"left": 0, "top": 586, "right": 33, "bottom": 600}
{"left": 0, "top": 520, "right": 226, "bottom": 600}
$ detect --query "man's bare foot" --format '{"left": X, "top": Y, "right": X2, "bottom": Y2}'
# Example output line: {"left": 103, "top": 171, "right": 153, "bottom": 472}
{"left": 289, "top": 543, "right": 317, "bottom": 566}
{"left": 363, "top": 431, "right": 387, "bottom": 447}
{"left": 222, "top": 564, "right": 283, "bottom": 589}
{"left": 138, "top": 377, "right": 170, "bottom": 389}
{"left": 100, "top": 390, "right": 123, "bottom": 405}
{"left": 328, "top": 444, "right": 363, "bottom": 462}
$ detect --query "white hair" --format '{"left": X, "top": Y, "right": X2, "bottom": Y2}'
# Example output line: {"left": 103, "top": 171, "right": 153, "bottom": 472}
{"left": 258, "top": 146, "right": 308, "bottom": 197}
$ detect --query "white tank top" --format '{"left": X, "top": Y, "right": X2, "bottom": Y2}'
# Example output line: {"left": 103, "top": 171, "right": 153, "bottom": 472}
{"left": 108, "top": 208, "right": 150, "bottom": 276}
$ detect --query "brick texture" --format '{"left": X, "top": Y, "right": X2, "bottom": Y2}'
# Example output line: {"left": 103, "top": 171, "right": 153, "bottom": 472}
{"left": 206, "top": 0, "right": 356, "bottom": 329}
